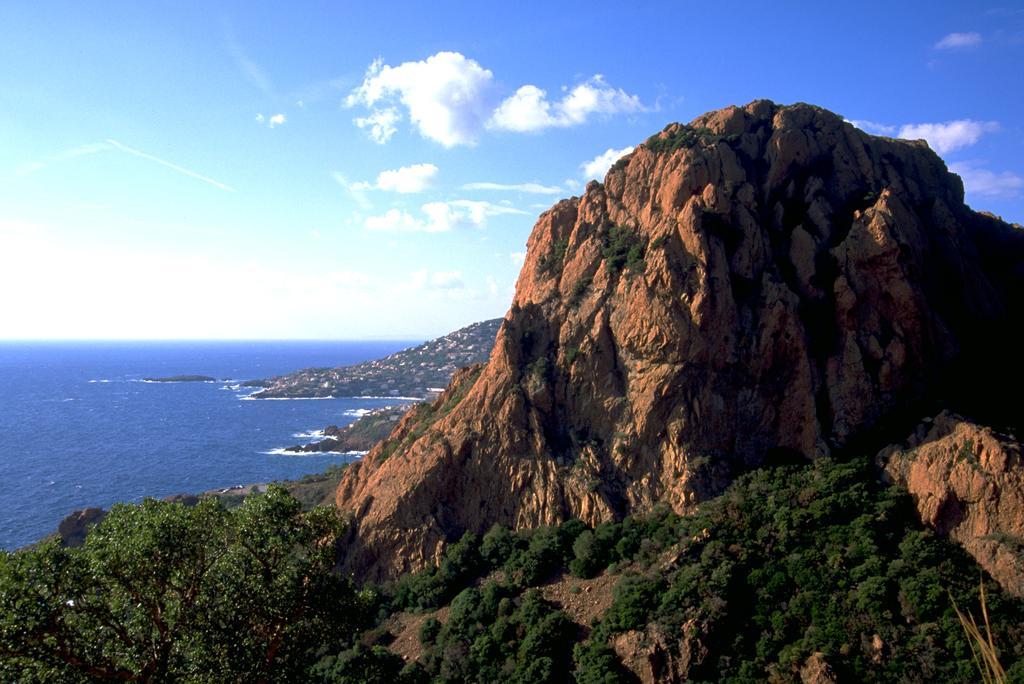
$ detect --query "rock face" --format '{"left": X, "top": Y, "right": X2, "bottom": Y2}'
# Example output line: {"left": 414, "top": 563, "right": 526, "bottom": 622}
{"left": 336, "top": 100, "right": 1024, "bottom": 580}
{"left": 881, "top": 412, "right": 1024, "bottom": 596}
{"left": 612, "top": 620, "right": 708, "bottom": 683}
{"left": 800, "top": 652, "right": 838, "bottom": 684}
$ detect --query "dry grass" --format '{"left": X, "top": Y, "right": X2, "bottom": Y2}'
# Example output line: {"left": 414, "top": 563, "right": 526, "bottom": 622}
{"left": 951, "top": 581, "right": 1007, "bottom": 684}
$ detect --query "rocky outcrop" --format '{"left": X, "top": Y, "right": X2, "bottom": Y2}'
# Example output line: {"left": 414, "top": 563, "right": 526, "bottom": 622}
{"left": 57, "top": 507, "right": 106, "bottom": 547}
{"left": 800, "top": 652, "right": 838, "bottom": 684}
{"left": 286, "top": 406, "right": 410, "bottom": 454}
{"left": 612, "top": 620, "right": 708, "bottom": 683}
{"left": 881, "top": 412, "right": 1024, "bottom": 596}
{"left": 336, "top": 100, "right": 1024, "bottom": 580}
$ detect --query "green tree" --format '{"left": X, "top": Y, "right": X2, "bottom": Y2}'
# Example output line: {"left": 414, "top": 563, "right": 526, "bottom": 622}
{"left": 0, "top": 486, "right": 370, "bottom": 682}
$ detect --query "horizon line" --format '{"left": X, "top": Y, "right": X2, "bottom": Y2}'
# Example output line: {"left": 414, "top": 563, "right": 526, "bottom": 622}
{"left": 0, "top": 337, "right": 431, "bottom": 343}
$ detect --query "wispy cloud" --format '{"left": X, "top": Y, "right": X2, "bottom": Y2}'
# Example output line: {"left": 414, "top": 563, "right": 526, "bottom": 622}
{"left": 461, "top": 181, "right": 563, "bottom": 195}
{"left": 105, "top": 139, "right": 235, "bottom": 192}
{"left": 15, "top": 142, "right": 110, "bottom": 176}
{"left": 225, "top": 26, "right": 272, "bottom": 94}
{"left": 364, "top": 199, "right": 526, "bottom": 233}
{"left": 850, "top": 118, "right": 1000, "bottom": 155}
{"left": 846, "top": 119, "right": 897, "bottom": 136}
{"left": 934, "top": 32, "right": 983, "bottom": 49}
{"left": 332, "top": 173, "right": 371, "bottom": 208}
{"left": 950, "top": 161, "right": 1023, "bottom": 198}
{"left": 897, "top": 120, "right": 999, "bottom": 154}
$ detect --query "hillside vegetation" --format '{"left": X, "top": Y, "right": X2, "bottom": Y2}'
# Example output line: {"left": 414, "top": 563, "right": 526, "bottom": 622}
{"left": 3, "top": 455, "right": 1022, "bottom": 682}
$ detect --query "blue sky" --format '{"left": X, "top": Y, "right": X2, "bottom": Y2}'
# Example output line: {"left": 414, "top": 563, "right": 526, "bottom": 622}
{"left": 1, "top": 1, "right": 1022, "bottom": 339}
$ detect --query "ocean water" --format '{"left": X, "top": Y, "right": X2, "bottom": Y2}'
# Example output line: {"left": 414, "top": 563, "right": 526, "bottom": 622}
{"left": 0, "top": 340, "right": 420, "bottom": 550}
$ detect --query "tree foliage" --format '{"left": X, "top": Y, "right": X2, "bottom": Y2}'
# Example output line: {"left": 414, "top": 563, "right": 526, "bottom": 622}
{"left": 0, "top": 486, "right": 373, "bottom": 682}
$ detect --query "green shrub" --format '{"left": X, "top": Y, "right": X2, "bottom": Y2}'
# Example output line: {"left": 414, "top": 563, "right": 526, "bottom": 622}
{"left": 644, "top": 125, "right": 719, "bottom": 153}
{"left": 418, "top": 617, "right": 442, "bottom": 646}
{"left": 564, "top": 345, "right": 582, "bottom": 365}
{"left": 0, "top": 488, "right": 373, "bottom": 682}
{"left": 312, "top": 644, "right": 408, "bottom": 683}
{"left": 481, "top": 523, "right": 521, "bottom": 567}
{"left": 602, "top": 225, "right": 646, "bottom": 276}
{"left": 541, "top": 237, "right": 569, "bottom": 274}
{"left": 570, "top": 521, "right": 624, "bottom": 578}
{"left": 600, "top": 573, "right": 666, "bottom": 635}
{"left": 573, "top": 642, "right": 633, "bottom": 684}
{"left": 568, "top": 277, "right": 591, "bottom": 307}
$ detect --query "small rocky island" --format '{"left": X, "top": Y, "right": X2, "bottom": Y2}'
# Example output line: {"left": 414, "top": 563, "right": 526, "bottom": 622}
{"left": 244, "top": 318, "right": 501, "bottom": 399}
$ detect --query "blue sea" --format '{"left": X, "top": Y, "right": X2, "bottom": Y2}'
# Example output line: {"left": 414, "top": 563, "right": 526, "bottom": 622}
{"left": 0, "top": 341, "right": 420, "bottom": 550}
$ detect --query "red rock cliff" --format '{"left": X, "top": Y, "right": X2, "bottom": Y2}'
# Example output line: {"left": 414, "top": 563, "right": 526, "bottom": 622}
{"left": 336, "top": 101, "right": 1024, "bottom": 580}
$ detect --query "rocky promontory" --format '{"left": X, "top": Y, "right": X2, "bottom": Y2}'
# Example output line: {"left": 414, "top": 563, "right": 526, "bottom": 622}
{"left": 244, "top": 319, "right": 501, "bottom": 399}
{"left": 333, "top": 100, "right": 1024, "bottom": 582}
{"left": 285, "top": 405, "right": 410, "bottom": 454}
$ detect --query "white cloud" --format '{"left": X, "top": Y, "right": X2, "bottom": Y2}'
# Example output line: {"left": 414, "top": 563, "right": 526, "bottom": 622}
{"left": 949, "top": 161, "right": 1023, "bottom": 198}
{"left": 354, "top": 107, "right": 401, "bottom": 144}
{"left": 846, "top": 119, "right": 897, "bottom": 135}
{"left": 489, "top": 75, "right": 645, "bottom": 133}
{"left": 510, "top": 252, "right": 526, "bottom": 267}
{"left": 346, "top": 53, "right": 494, "bottom": 147}
{"left": 365, "top": 208, "right": 440, "bottom": 233}
{"left": 461, "top": 181, "right": 562, "bottom": 195}
{"left": 256, "top": 113, "right": 287, "bottom": 128}
{"left": 364, "top": 200, "right": 526, "bottom": 233}
{"left": 897, "top": 120, "right": 999, "bottom": 154}
{"left": 346, "top": 52, "right": 646, "bottom": 146}
{"left": 336, "top": 163, "right": 439, "bottom": 201}
{"left": 332, "top": 173, "right": 371, "bottom": 209}
{"left": 581, "top": 146, "right": 634, "bottom": 180}
{"left": 564, "top": 178, "right": 582, "bottom": 192}
{"left": 375, "top": 163, "right": 439, "bottom": 193}
{"left": 934, "top": 32, "right": 982, "bottom": 49}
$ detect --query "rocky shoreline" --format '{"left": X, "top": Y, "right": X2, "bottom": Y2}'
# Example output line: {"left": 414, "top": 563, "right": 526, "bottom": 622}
{"left": 284, "top": 405, "right": 411, "bottom": 453}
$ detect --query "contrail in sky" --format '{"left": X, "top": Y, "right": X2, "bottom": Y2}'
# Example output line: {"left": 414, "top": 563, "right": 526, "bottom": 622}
{"left": 105, "top": 139, "right": 235, "bottom": 192}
